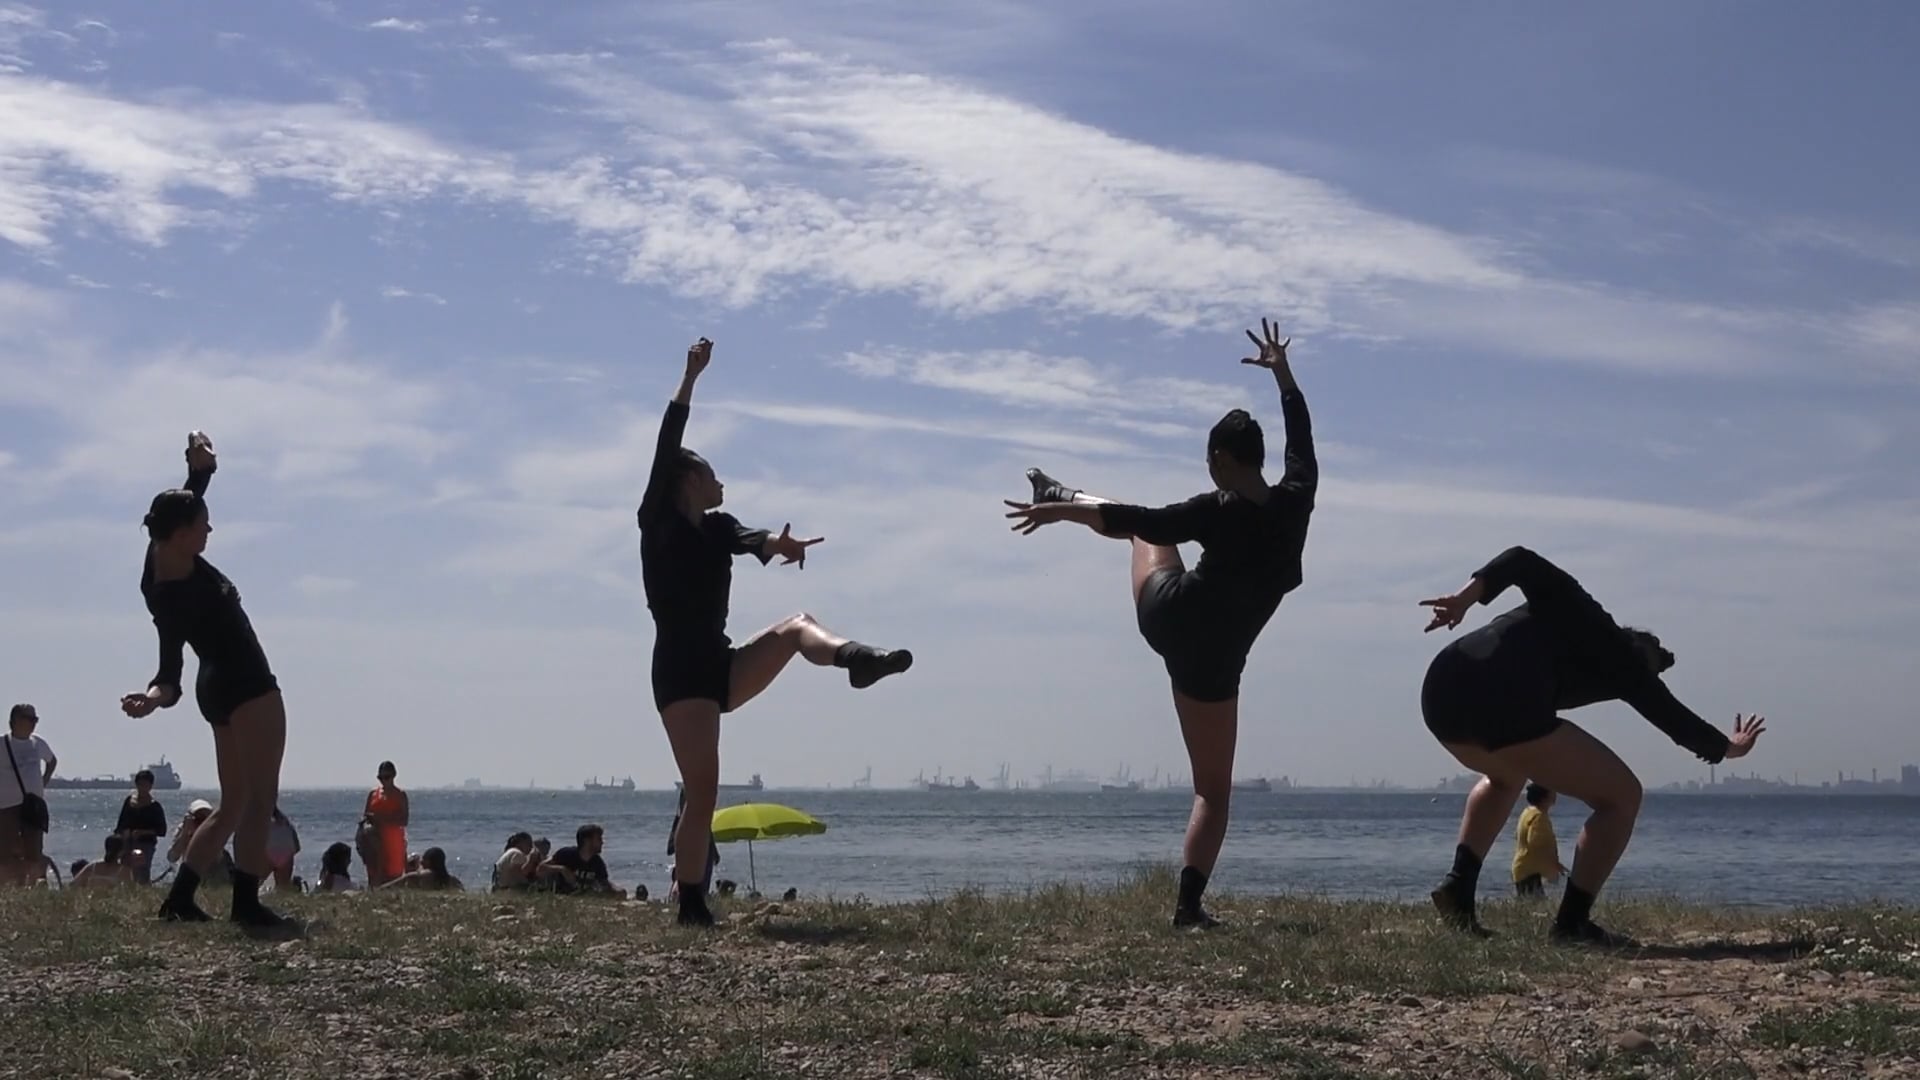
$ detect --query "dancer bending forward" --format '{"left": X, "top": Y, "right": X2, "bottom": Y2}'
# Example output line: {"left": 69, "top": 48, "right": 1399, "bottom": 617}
{"left": 1005, "top": 319, "right": 1316, "bottom": 928}
{"left": 641, "top": 338, "right": 913, "bottom": 927}
{"left": 1419, "top": 545, "right": 1764, "bottom": 945}
{"left": 121, "top": 432, "right": 295, "bottom": 934}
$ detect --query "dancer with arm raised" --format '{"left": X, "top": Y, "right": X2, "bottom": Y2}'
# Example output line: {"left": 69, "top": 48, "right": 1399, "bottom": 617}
{"left": 641, "top": 337, "right": 913, "bottom": 927}
{"left": 121, "top": 432, "right": 295, "bottom": 933}
{"left": 1004, "top": 319, "right": 1316, "bottom": 928}
{"left": 1418, "top": 545, "right": 1765, "bottom": 945}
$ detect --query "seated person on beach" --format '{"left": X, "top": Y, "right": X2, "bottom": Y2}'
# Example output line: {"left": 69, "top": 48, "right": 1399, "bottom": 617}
{"left": 165, "top": 799, "right": 232, "bottom": 883}
{"left": 71, "top": 834, "right": 137, "bottom": 888}
{"left": 266, "top": 807, "right": 301, "bottom": 892}
{"left": 316, "top": 842, "right": 357, "bottom": 892}
{"left": 1512, "top": 783, "right": 1565, "bottom": 898}
{"left": 493, "top": 832, "right": 538, "bottom": 891}
{"left": 382, "top": 847, "right": 463, "bottom": 891}
{"left": 538, "top": 824, "right": 620, "bottom": 896}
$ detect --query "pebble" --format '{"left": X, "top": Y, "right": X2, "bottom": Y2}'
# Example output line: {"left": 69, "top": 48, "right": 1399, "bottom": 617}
{"left": 1395, "top": 994, "right": 1422, "bottom": 1008}
{"left": 1614, "top": 1031, "right": 1657, "bottom": 1055}
{"left": 98, "top": 1070, "right": 139, "bottom": 1080}
{"left": 1809, "top": 970, "right": 1835, "bottom": 984}
{"left": 1626, "top": 976, "right": 1647, "bottom": 991}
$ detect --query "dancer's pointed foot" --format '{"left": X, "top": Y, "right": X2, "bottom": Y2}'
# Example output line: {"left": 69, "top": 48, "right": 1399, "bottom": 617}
{"left": 845, "top": 647, "right": 913, "bottom": 690}
{"left": 1026, "top": 467, "right": 1079, "bottom": 505}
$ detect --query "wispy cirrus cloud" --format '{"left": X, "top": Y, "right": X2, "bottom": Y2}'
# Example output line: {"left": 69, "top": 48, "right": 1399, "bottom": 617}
{"left": 381, "top": 284, "right": 446, "bottom": 305}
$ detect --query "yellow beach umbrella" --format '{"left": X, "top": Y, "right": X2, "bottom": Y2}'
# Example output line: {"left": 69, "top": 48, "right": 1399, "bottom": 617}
{"left": 709, "top": 803, "right": 825, "bottom": 892}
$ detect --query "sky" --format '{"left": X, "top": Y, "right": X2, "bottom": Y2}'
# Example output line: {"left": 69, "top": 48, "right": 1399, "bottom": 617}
{"left": 1, "top": 1, "right": 1917, "bottom": 791}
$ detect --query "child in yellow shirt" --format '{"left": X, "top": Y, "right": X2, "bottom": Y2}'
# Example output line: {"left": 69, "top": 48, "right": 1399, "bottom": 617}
{"left": 1512, "top": 783, "right": 1565, "bottom": 897}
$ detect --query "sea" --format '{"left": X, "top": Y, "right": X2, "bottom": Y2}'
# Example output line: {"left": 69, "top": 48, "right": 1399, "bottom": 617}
{"left": 37, "top": 788, "right": 1920, "bottom": 909}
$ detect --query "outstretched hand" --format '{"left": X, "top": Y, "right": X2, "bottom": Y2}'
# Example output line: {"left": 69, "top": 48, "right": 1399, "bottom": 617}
{"left": 1004, "top": 499, "right": 1072, "bottom": 536}
{"left": 686, "top": 337, "right": 713, "bottom": 377}
{"left": 1419, "top": 578, "right": 1485, "bottom": 632}
{"left": 768, "top": 523, "right": 823, "bottom": 567}
{"left": 1722, "top": 713, "right": 1767, "bottom": 759}
{"left": 1241, "top": 317, "right": 1291, "bottom": 371}
{"left": 120, "top": 691, "right": 161, "bottom": 719}
{"left": 185, "top": 431, "right": 216, "bottom": 471}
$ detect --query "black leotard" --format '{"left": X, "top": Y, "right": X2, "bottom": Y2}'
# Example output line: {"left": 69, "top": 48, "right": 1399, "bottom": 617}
{"left": 637, "top": 400, "right": 772, "bottom": 711}
{"left": 140, "top": 465, "right": 279, "bottom": 726}
{"left": 1421, "top": 546, "right": 1729, "bottom": 761}
{"left": 1095, "top": 386, "right": 1317, "bottom": 702}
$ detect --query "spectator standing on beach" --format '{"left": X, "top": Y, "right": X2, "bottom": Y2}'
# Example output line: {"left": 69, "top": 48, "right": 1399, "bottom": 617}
{"left": 115, "top": 769, "right": 169, "bottom": 884}
{"left": 363, "top": 761, "right": 409, "bottom": 887}
{"left": 2, "top": 704, "right": 56, "bottom": 887}
{"left": 1511, "top": 783, "right": 1565, "bottom": 898}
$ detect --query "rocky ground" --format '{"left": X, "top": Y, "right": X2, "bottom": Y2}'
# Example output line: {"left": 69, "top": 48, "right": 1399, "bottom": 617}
{"left": 2, "top": 874, "right": 1916, "bottom": 1078}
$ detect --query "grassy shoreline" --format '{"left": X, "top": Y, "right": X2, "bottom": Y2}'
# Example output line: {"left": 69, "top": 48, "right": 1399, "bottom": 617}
{"left": 3, "top": 871, "right": 1916, "bottom": 1079}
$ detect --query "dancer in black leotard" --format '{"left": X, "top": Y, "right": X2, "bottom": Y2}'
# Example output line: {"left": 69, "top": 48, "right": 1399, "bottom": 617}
{"left": 1418, "top": 545, "right": 1765, "bottom": 945}
{"left": 120, "top": 432, "right": 295, "bottom": 933}
{"left": 1004, "top": 319, "right": 1315, "bottom": 928}
{"left": 642, "top": 338, "right": 913, "bottom": 927}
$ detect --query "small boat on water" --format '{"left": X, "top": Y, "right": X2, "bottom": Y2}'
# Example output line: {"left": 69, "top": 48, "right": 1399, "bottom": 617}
{"left": 46, "top": 758, "right": 183, "bottom": 791}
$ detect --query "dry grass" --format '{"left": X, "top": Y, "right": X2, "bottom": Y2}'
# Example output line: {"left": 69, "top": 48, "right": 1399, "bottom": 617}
{"left": 2, "top": 870, "right": 1916, "bottom": 1078}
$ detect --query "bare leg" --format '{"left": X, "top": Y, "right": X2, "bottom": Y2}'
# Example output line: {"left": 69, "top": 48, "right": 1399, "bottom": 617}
{"left": 661, "top": 698, "right": 721, "bottom": 926}
{"left": 1457, "top": 773, "right": 1526, "bottom": 863}
{"left": 729, "top": 612, "right": 912, "bottom": 710}
{"left": 1174, "top": 689, "right": 1237, "bottom": 878}
{"left": 1442, "top": 722, "right": 1643, "bottom": 942}
{"left": 227, "top": 694, "right": 287, "bottom": 881}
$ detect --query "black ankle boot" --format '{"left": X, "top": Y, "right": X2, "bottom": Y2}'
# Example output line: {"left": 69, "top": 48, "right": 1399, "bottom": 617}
{"left": 1025, "top": 468, "right": 1079, "bottom": 504}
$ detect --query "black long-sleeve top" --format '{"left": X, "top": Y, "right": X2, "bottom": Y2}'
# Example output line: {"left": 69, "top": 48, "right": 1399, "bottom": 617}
{"left": 636, "top": 400, "right": 772, "bottom": 645}
{"left": 1094, "top": 387, "right": 1317, "bottom": 641}
{"left": 1462, "top": 546, "right": 1730, "bottom": 763}
{"left": 139, "top": 465, "right": 275, "bottom": 704}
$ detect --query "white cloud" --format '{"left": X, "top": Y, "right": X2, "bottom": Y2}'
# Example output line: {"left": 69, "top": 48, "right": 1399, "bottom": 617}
{"left": 840, "top": 348, "right": 1249, "bottom": 419}
{"left": 0, "top": 295, "right": 454, "bottom": 494}
{"left": 381, "top": 284, "right": 447, "bottom": 305}
{"left": 367, "top": 18, "right": 425, "bottom": 33}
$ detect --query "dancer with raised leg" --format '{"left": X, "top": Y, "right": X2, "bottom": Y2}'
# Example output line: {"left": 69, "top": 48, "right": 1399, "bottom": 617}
{"left": 1005, "top": 319, "right": 1316, "bottom": 928}
{"left": 121, "top": 432, "right": 296, "bottom": 934}
{"left": 640, "top": 337, "right": 914, "bottom": 927}
{"left": 1418, "top": 545, "right": 1765, "bottom": 945}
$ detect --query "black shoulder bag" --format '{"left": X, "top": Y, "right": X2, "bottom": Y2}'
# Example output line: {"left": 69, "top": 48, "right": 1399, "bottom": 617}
{"left": 4, "top": 736, "right": 50, "bottom": 833}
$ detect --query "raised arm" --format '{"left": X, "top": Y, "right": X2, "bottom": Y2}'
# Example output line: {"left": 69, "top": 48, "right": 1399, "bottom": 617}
{"left": 1242, "top": 318, "right": 1315, "bottom": 492}
{"left": 638, "top": 339, "right": 711, "bottom": 523}
{"left": 184, "top": 431, "right": 216, "bottom": 496}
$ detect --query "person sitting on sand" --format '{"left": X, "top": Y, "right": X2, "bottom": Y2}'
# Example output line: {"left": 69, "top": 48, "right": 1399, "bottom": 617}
{"left": 71, "top": 834, "right": 137, "bottom": 888}
{"left": 315, "top": 842, "right": 356, "bottom": 892}
{"left": 382, "top": 846, "right": 463, "bottom": 891}
{"left": 1512, "top": 783, "right": 1565, "bottom": 898}
{"left": 538, "top": 824, "right": 620, "bottom": 897}
{"left": 493, "top": 832, "right": 536, "bottom": 891}
{"left": 165, "top": 799, "right": 232, "bottom": 884}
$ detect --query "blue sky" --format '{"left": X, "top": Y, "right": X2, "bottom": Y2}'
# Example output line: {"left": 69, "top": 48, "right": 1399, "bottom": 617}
{"left": 2, "top": 1, "right": 1916, "bottom": 789}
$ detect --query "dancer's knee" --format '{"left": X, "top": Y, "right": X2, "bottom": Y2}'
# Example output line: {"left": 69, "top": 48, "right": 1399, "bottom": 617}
{"left": 1592, "top": 773, "right": 1643, "bottom": 816}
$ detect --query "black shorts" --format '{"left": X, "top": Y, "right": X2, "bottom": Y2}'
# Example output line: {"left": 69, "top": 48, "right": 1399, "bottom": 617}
{"left": 651, "top": 637, "right": 738, "bottom": 713}
{"left": 1136, "top": 568, "right": 1247, "bottom": 703}
{"left": 1420, "top": 647, "right": 1564, "bottom": 751}
{"left": 195, "top": 663, "right": 281, "bottom": 727}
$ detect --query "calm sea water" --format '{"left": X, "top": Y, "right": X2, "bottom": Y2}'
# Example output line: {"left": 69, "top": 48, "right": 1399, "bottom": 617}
{"left": 37, "top": 788, "right": 1920, "bottom": 909}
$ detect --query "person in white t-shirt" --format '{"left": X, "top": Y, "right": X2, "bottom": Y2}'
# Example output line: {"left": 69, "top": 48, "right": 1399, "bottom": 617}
{"left": 492, "top": 831, "right": 536, "bottom": 891}
{"left": 2, "top": 704, "right": 58, "bottom": 887}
